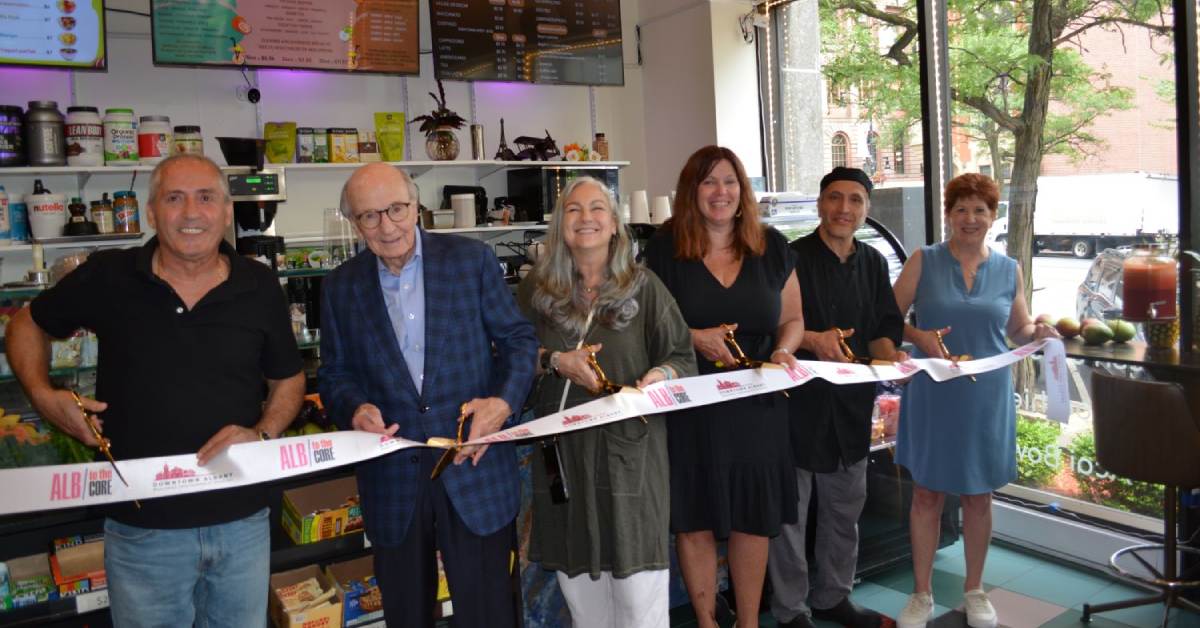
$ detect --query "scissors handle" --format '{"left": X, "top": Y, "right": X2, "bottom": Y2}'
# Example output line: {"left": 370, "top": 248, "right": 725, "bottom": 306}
{"left": 430, "top": 405, "right": 470, "bottom": 480}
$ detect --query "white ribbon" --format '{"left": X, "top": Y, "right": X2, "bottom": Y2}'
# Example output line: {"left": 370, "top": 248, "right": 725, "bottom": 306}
{"left": 0, "top": 339, "right": 1067, "bottom": 516}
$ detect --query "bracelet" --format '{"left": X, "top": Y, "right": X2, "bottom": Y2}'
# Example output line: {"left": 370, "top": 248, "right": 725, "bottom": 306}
{"left": 771, "top": 347, "right": 792, "bottom": 356}
{"left": 652, "top": 366, "right": 673, "bottom": 381}
{"left": 549, "top": 351, "right": 562, "bottom": 376}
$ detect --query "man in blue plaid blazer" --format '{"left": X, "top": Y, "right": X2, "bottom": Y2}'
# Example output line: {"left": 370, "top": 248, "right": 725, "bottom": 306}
{"left": 319, "top": 163, "right": 538, "bottom": 627}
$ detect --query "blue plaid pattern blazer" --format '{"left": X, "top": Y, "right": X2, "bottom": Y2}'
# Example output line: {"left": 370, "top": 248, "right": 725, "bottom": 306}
{"left": 318, "top": 230, "right": 538, "bottom": 546}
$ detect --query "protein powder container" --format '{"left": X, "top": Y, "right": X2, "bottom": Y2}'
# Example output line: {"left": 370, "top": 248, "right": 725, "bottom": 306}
{"left": 0, "top": 105, "right": 23, "bottom": 167}
{"left": 138, "top": 115, "right": 172, "bottom": 164}
{"left": 103, "top": 108, "right": 139, "bottom": 165}
{"left": 24, "top": 101, "right": 66, "bottom": 166}
{"left": 65, "top": 106, "right": 104, "bottom": 166}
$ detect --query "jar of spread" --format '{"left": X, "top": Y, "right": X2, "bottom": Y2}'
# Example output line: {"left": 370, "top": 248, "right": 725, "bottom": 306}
{"left": 112, "top": 190, "right": 140, "bottom": 233}
{"left": 90, "top": 193, "right": 114, "bottom": 234}
{"left": 173, "top": 125, "right": 203, "bottom": 155}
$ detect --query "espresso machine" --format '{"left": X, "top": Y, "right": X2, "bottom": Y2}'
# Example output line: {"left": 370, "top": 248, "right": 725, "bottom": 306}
{"left": 217, "top": 137, "right": 288, "bottom": 269}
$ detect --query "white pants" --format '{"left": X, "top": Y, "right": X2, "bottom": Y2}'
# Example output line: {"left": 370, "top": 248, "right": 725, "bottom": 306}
{"left": 555, "top": 569, "right": 669, "bottom": 628}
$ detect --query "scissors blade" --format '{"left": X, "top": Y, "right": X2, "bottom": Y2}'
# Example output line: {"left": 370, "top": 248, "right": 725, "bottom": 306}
{"left": 430, "top": 448, "right": 456, "bottom": 481}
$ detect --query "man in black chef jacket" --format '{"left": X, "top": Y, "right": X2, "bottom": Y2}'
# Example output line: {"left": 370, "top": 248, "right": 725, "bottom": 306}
{"left": 767, "top": 167, "right": 906, "bottom": 628}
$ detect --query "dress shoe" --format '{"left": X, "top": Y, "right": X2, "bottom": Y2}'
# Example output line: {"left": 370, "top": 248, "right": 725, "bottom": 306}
{"left": 780, "top": 613, "right": 818, "bottom": 628}
{"left": 812, "top": 596, "right": 884, "bottom": 628}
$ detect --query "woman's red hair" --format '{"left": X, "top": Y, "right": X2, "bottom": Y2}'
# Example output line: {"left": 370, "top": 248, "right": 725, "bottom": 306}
{"left": 666, "top": 145, "right": 766, "bottom": 260}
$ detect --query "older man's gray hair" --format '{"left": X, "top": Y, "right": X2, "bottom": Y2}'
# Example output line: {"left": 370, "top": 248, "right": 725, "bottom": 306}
{"left": 338, "top": 164, "right": 421, "bottom": 218}
{"left": 147, "top": 154, "right": 232, "bottom": 206}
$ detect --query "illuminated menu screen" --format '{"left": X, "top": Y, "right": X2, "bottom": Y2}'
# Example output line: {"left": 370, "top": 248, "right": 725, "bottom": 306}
{"left": 432, "top": 0, "right": 622, "bottom": 86}
{"left": 151, "top": 0, "right": 419, "bottom": 74}
{"left": 0, "top": 0, "right": 106, "bottom": 70}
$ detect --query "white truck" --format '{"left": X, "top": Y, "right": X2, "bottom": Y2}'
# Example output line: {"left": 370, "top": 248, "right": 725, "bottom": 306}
{"left": 988, "top": 172, "right": 1178, "bottom": 258}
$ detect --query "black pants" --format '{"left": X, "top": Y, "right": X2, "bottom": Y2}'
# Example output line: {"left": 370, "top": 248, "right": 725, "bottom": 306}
{"left": 373, "top": 449, "right": 519, "bottom": 628}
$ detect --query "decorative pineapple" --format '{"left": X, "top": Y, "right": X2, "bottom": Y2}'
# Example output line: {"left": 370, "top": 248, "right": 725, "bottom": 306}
{"left": 1145, "top": 318, "right": 1180, "bottom": 350}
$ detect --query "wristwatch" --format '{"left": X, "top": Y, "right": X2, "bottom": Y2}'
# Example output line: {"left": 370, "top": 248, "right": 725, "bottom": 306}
{"left": 539, "top": 349, "right": 554, "bottom": 373}
{"left": 258, "top": 430, "right": 272, "bottom": 441}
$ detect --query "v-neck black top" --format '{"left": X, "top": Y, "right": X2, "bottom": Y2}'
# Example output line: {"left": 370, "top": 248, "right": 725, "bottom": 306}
{"left": 789, "top": 231, "right": 904, "bottom": 471}
{"left": 31, "top": 238, "right": 302, "bottom": 528}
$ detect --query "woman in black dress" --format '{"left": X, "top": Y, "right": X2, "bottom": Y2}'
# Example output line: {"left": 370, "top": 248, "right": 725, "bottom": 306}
{"left": 643, "top": 145, "right": 805, "bottom": 628}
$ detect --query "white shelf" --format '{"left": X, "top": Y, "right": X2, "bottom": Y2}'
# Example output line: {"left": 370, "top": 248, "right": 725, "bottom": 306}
{"left": 0, "top": 160, "right": 629, "bottom": 178}
{"left": 425, "top": 224, "right": 547, "bottom": 234}
{"left": 0, "top": 233, "right": 149, "bottom": 252}
{"left": 285, "top": 225, "right": 544, "bottom": 246}
{"left": 0, "top": 164, "right": 153, "bottom": 176}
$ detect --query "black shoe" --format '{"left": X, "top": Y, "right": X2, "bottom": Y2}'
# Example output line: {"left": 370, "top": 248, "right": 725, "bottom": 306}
{"left": 781, "top": 613, "right": 818, "bottom": 628}
{"left": 812, "top": 597, "right": 884, "bottom": 628}
{"left": 715, "top": 591, "right": 736, "bottom": 625}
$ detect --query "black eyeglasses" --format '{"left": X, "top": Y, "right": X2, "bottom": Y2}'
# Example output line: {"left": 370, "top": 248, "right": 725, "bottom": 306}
{"left": 354, "top": 202, "right": 414, "bottom": 229}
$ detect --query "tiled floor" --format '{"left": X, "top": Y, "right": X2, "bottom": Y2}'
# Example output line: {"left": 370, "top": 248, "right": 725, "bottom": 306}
{"left": 669, "top": 540, "right": 1200, "bottom": 627}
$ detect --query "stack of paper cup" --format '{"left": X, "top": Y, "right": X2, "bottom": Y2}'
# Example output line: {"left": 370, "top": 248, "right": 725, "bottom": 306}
{"left": 652, "top": 196, "right": 672, "bottom": 224}
{"left": 630, "top": 190, "right": 650, "bottom": 224}
{"left": 451, "top": 193, "right": 475, "bottom": 228}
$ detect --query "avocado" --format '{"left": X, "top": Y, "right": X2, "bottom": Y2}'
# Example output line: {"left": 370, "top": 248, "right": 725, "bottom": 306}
{"left": 1107, "top": 319, "right": 1136, "bottom": 343}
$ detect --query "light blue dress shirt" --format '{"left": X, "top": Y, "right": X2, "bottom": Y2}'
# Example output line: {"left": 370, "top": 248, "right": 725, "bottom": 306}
{"left": 378, "top": 232, "right": 426, "bottom": 395}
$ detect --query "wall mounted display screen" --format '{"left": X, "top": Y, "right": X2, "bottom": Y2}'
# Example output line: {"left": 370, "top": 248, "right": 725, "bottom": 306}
{"left": 151, "top": 0, "right": 419, "bottom": 74}
{"left": 432, "top": 0, "right": 622, "bottom": 86}
{"left": 0, "top": 1, "right": 107, "bottom": 70}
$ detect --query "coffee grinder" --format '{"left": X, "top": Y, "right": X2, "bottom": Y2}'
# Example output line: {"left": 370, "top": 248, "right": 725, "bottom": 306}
{"left": 216, "top": 137, "right": 288, "bottom": 269}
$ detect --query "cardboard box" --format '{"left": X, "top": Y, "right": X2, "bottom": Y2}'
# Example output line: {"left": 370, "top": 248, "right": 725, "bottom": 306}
{"left": 6, "top": 553, "right": 57, "bottom": 607}
{"left": 49, "top": 539, "right": 105, "bottom": 597}
{"left": 324, "top": 556, "right": 382, "bottom": 628}
{"left": 269, "top": 564, "right": 343, "bottom": 628}
{"left": 281, "top": 476, "right": 363, "bottom": 545}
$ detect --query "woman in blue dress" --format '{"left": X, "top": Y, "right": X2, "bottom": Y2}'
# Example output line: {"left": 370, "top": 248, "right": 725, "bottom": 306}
{"left": 891, "top": 174, "right": 1058, "bottom": 628}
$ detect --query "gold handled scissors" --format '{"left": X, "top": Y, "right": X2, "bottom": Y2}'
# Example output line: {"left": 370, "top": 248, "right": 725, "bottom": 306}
{"left": 715, "top": 326, "right": 789, "bottom": 398}
{"left": 934, "top": 329, "right": 975, "bottom": 382}
{"left": 430, "top": 404, "right": 469, "bottom": 481}
{"left": 835, "top": 328, "right": 883, "bottom": 365}
{"left": 715, "top": 325, "right": 762, "bottom": 369}
{"left": 585, "top": 347, "right": 647, "bottom": 423}
{"left": 70, "top": 390, "right": 139, "bottom": 508}
{"left": 586, "top": 348, "right": 624, "bottom": 395}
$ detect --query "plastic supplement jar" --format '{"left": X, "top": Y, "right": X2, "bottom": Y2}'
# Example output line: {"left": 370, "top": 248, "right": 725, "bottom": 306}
{"left": 65, "top": 106, "right": 103, "bottom": 166}
{"left": 103, "top": 108, "right": 139, "bottom": 165}
{"left": 138, "top": 115, "right": 172, "bottom": 164}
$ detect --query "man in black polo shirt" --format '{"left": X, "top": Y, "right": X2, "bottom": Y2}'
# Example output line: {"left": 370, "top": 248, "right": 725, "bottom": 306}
{"left": 6, "top": 154, "right": 304, "bottom": 627}
{"left": 767, "top": 167, "right": 905, "bottom": 628}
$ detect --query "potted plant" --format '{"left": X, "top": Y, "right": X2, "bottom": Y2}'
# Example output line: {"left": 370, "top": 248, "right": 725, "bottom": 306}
{"left": 410, "top": 78, "right": 466, "bottom": 161}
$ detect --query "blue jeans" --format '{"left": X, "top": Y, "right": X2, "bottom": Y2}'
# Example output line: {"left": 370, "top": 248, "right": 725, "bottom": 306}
{"left": 104, "top": 508, "right": 270, "bottom": 628}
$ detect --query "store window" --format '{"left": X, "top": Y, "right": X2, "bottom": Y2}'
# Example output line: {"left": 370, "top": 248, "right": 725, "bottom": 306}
{"left": 763, "top": 0, "right": 1182, "bottom": 535}
{"left": 831, "top": 133, "right": 848, "bottom": 168}
{"left": 940, "top": 0, "right": 1177, "bottom": 529}
{"left": 760, "top": 0, "right": 930, "bottom": 252}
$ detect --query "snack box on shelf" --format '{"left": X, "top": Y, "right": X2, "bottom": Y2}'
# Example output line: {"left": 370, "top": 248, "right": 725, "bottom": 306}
{"left": 269, "top": 564, "right": 343, "bottom": 628}
{"left": 49, "top": 536, "right": 105, "bottom": 597}
{"left": 325, "top": 555, "right": 382, "bottom": 628}
{"left": 2, "top": 553, "right": 58, "bottom": 610}
{"left": 281, "top": 476, "right": 363, "bottom": 545}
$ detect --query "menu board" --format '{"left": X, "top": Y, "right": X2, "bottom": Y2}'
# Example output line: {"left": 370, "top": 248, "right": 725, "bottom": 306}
{"left": 432, "top": 0, "right": 622, "bottom": 86}
{"left": 151, "top": 0, "right": 418, "bottom": 74}
{"left": 0, "top": 0, "right": 107, "bottom": 70}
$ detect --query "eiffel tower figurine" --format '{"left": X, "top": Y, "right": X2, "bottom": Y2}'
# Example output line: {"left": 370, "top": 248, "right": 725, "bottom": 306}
{"left": 494, "top": 118, "right": 517, "bottom": 161}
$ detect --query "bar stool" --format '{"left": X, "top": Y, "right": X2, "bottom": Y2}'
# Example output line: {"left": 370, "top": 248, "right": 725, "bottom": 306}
{"left": 1081, "top": 370, "right": 1200, "bottom": 625}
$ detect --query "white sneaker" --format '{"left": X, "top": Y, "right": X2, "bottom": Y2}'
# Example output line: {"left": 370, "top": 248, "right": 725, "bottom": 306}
{"left": 963, "top": 589, "right": 998, "bottom": 628}
{"left": 897, "top": 592, "right": 934, "bottom": 628}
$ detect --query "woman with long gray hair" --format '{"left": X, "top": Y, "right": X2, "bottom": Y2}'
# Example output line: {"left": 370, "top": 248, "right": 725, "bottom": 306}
{"left": 516, "top": 176, "right": 696, "bottom": 627}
